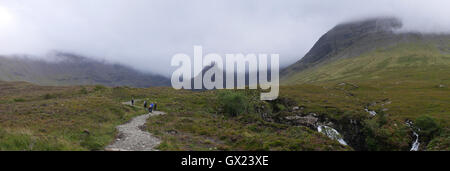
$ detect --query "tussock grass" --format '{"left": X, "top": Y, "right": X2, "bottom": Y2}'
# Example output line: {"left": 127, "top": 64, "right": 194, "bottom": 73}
{"left": 0, "top": 82, "right": 145, "bottom": 151}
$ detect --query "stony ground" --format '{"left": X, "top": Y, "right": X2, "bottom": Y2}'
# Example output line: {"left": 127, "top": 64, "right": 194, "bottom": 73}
{"left": 105, "top": 110, "right": 165, "bottom": 151}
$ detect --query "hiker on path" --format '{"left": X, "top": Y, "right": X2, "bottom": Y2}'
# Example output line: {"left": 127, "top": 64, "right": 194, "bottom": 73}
{"left": 149, "top": 103, "right": 154, "bottom": 113}
{"left": 144, "top": 101, "right": 148, "bottom": 108}
{"left": 131, "top": 98, "right": 135, "bottom": 106}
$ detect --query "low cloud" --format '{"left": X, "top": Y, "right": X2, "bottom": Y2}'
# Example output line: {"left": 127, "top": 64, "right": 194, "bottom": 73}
{"left": 0, "top": 0, "right": 449, "bottom": 76}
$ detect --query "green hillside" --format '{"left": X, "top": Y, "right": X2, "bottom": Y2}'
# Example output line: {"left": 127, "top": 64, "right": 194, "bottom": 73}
{"left": 282, "top": 40, "right": 450, "bottom": 84}
{"left": 279, "top": 18, "right": 450, "bottom": 150}
{"left": 280, "top": 28, "right": 450, "bottom": 125}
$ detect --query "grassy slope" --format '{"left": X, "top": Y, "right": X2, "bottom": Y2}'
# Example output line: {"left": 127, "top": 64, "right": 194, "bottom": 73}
{"left": 281, "top": 42, "right": 450, "bottom": 122}
{"left": 143, "top": 89, "right": 349, "bottom": 151}
{"left": 0, "top": 82, "right": 348, "bottom": 151}
{"left": 0, "top": 79, "right": 446, "bottom": 150}
{"left": 282, "top": 41, "right": 450, "bottom": 83}
{"left": 280, "top": 41, "right": 450, "bottom": 150}
{"left": 0, "top": 82, "right": 148, "bottom": 150}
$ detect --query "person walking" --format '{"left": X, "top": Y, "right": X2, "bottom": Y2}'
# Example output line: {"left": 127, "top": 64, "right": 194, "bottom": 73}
{"left": 144, "top": 101, "right": 148, "bottom": 108}
{"left": 131, "top": 98, "right": 135, "bottom": 106}
{"left": 149, "top": 103, "right": 154, "bottom": 113}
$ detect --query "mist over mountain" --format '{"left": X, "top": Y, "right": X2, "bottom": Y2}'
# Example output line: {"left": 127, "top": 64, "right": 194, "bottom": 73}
{"left": 281, "top": 17, "right": 450, "bottom": 84}
{"left": 189, "top": 62, "right": 274, "bottom": 90}
{"left": 0, "top": 53, "right": 170, "bottom": 87}
{"left": 1, "top": 0, "right": 450, "bottom": 76}
{"left": 282, "top": 17, "right": 403, "bottom": 75}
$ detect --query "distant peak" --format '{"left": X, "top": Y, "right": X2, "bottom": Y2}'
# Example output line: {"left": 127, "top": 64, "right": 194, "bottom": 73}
{"left": 335, "top": 17, "right": 403, "bottom": 32}
{"left": 45, "top": 51, "right": 94, "bottom": 63}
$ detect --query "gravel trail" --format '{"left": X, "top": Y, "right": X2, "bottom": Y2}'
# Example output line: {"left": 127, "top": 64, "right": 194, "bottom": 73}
{"left": 105, "top": 105, "right": 165, "bottom": 151}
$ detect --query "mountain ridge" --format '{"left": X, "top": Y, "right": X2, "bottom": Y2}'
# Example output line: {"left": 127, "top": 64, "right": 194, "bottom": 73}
{"left": 0, "top": 53, "right": 170, "bottom": 87}
{"left": 281, "top": 17, "right": 450, "bottom": 84}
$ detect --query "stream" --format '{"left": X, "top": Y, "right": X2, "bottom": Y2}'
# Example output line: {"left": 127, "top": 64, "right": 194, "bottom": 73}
{"left": 317, "top": 125, "right": 348, "bottom": 146}
{"left": 365, "top": 108, "right": 377, "bottom": 116}
{"left": 406, "top": 121, "right": 420, "bottom": 151}
{"left": 364, "top": 103, "right": 420, "bottom": 151}
{"left": 410, "top": 131, "right": 420, "bottom": 151}
{"left": 317, "top": 120, "right": 420, "bottom": 151}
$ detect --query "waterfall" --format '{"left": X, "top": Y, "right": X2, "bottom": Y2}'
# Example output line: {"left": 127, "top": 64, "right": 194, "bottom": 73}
{"left": 406, "top": 121, "right": 420, "bottom": 151}
{"left": 365, "top": 108, "right": 377, "bottom": 116}
{"left": 410, "top": 131, "right": 420, "bottom": 151}
{"left": 317, "top": 125, "right": 348, "bottom": 146}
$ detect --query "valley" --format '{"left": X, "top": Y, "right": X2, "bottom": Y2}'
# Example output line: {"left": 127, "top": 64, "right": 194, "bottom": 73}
{"left": 0, "top": 17, "right": 448, "bottom": 151}
{"left": 0, "top": 74, "right": 448, "bottom": 151}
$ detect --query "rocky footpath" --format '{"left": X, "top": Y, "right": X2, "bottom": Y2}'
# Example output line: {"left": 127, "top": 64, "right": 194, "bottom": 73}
{"left": 105, "top": 111, "right": 165, "bottom": 151}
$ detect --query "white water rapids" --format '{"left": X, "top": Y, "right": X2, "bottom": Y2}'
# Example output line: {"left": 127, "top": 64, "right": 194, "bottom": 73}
{"left": 410, "top": 131, "right": 420, "bottom": 151}
{"left": 317, "top": 125, "right": 348, "bottom": 146}
{"left": 406, "top": 121, "right": 420, "bottom": 151}
{"left": 365, "top": 108, "right": 377, "bottom": 116}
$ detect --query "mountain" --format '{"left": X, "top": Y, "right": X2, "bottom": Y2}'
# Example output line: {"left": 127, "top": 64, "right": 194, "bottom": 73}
{"left": 281, "top": 17, "right": 450, "bottom": 84}
{"left": 189, "top": 62, "right": 273, "bottom": 90}
{"left": 0, "top": 53, "right": 170, "bottom": 87}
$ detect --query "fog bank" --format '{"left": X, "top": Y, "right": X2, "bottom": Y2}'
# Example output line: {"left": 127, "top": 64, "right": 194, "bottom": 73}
{"left": 0, "top": 0, "right": 449, "bottom": 76}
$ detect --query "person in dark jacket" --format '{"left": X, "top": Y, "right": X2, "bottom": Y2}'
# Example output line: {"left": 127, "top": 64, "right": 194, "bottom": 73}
{"left": 144, "top": 101, "right": 148, "bottom": 108}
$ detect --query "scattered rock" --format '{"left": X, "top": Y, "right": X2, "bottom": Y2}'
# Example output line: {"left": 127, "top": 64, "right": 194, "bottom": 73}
{"left": 167, "top": 130, "right": 178, "bottom": 135}
{"left": 284, "top": 114, "right": 318, "bottom": 128}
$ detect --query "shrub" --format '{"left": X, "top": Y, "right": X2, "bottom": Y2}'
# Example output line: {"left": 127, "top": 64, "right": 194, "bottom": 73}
{"left": 217, "top": 91, "right": 248, "bottom": 117}
{"left": 275, "top": 104, "right": 286, "bottom": 112}
{"left": 13, "top": 98, "right": 25, "bottom": 102}
{"left": 426, "top": 127, "right": 449, "bottom": 151}
{"left": 80, "top": 135, "right": 104, "bottom": 151}
{"left": 363, "top": 113, "right": 411, "bottom": 151}
{"left": 94, "top": 85, "right": 106, "bottom": 91}
{"left": 112, "top": 87, "right": 130, "bottom": 99}
{"left": 43, "top": 94, "right": 56, "bottom": 100}
{"left": 79, "top": 87, "right": 88, "bottom": 94}
{"left": 415, "top": 115, "right": 441, "bottom": 142}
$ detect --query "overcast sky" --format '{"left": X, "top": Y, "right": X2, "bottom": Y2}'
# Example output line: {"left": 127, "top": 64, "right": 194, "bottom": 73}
{"left": 0, "top": 0, "right": 449, "bottom": 76}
